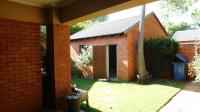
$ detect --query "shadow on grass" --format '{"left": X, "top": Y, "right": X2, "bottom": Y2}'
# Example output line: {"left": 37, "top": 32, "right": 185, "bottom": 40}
{"left": 72, "top": 75, "right": 185, "bottom": 91}
{"left": 99, "top": 78, "right": 185, "bottom": 90}
{"left": 72, "top": 75, "right": 130, "bottom": 91}
{"left": 80, "top": 103, "right": 102, "bottom": 112}
{"left": 149, "top": 79, "right": 185, "bottom": 89}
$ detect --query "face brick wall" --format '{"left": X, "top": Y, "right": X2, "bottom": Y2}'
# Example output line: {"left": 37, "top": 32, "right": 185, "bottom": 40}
{"left": 178, "top": 42, "right": 196, "bottom": 62}
{"left": 71, "top": 35, "right": 128, "bottom": 80}
{"left": 71, "top": 14, "right": 167, "bottom": 81}
{"left": 177, "top": 42, "right": 197, "bottom": 80}
{"left": 0, "top": 18, "right": 42, "bottom": 112}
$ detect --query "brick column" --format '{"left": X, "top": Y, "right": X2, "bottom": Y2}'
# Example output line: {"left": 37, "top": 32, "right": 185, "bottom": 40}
{"left": 46, "top": 23, "right": 71, "bottom": 109}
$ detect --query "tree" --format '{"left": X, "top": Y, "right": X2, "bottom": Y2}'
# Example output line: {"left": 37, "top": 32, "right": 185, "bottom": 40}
{"left": 91, "top": 16, "right": 108, "bottom": 23}
{"left": 160, "top": 0, "right": 197, "bottom": 14}
{"left": 191, "top": 9, "right": 200, "bottom": 27}
{"left": 165, "top": 22, "right": 193, "bottom": 37}
{"left": 137, "top": 5, "right": 150, "bottom": 84}
{"left": 159, "top": 0, "right": 199, "bottom": 26}
{"left": 70, "top": 21, "right": 92, "bottom": 35}
{"left": 159, "top": 0, "right": 199, "bottom": 35}
{"left": 70, "top": 16, "right": 108, "bottom": 35}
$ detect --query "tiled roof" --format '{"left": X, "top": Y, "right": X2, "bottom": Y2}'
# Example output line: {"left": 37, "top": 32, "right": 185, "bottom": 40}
{"left": 172, "top": 29, "right": 200, "bottom": 41}
{"left": 70, "top": 12, "right": 155, "bottom": 40}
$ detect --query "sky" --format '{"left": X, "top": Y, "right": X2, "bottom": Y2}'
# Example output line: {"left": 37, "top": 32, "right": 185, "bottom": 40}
{"left": 108, "top": 1, "right": 200, "bottom": 24}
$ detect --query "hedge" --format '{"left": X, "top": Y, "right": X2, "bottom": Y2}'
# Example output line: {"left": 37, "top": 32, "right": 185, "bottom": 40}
{"left": 144, "top": 38, "right": 179, "bottom": 78}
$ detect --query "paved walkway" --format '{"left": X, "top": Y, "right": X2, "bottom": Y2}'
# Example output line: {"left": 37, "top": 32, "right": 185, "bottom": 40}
{"left": 160, "top": 82, "right": 200, "bottom": 112}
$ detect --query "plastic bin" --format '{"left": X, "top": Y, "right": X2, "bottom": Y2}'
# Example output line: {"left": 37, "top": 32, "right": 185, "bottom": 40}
{"left": 172, "top": 62, "right": 186, "bottom": 80}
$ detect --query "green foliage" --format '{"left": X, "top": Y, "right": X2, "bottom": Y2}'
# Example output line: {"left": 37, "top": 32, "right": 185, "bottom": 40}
{"left": 165, "top": 22, "right": 193, "bottom": 37}
{"left": 79, "top": 45, "right": 93, "bottom": 65}
{"left": 193, "top": 56, "right": 200, "bottom": 81}
{"left": 191, "top": 9, "right": 200, "bottom": 27}
{"left": 159, "top": 0, "right": 200, "bottom": 28}
{"left": 70, "top": 16, "right": 108, "bottom": 35}
{"left": 193, "top": 56, "right": 200, "bottom": 75}
{"left": 91, "top": 16, "right": 109, "bottom": 24}
{"left": 188, "top": 56, "right": 200, "bottom": 82}
{"left": 70, "top": 21, "right": 93, "bottom": 35}
{"left": 40, "top": 25, "right": 47, "bottom": 71}
{"left": 160, "top": 0, "right": 197, "bottom": 14}
{"left": 144, "top": 38, "right": 179, "bottom": 78}
{"left": 159, "top": 0, "right": 200, "bottom": 31}
{"left": 70, "top": 24, "right": 85, "bottom": 35}
{"left": 159, "top": 0, "right": 200, "bottom": 37}
{"left": 71, "top": 59, "right": 82, "bottom": 77}
{"left": 72, "top": 46, "right": 93, "bottom": 78}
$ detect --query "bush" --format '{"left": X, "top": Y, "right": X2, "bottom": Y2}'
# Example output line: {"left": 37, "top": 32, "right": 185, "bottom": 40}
{"left": 79, "top": 45, "right": 93, "bottom": 65}
{"left": 71, "top": 59, "right": 82, "bottom": 77}
{"left": 188, "top": 56, "right": 200, "bottom": 82}
{"left": 144, "top": 38, "right": 179, "bottom": 78}
{"left": 71, "top": 46, "right": 93, "bottom": 79}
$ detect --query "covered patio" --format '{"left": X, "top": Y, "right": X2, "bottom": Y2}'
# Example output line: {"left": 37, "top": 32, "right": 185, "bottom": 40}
{"left": 0, "top": 0, "right": 156, "bottom": 111}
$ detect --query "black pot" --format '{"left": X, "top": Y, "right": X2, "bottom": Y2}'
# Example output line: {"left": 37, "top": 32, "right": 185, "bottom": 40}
{"left": 66, "top": 93, "right": 81, "bottom": 112}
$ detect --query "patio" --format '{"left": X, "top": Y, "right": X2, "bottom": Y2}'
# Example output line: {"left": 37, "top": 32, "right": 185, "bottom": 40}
{"left": 0, "top": 0, "right": 157, "bottom": 111}
{"left": 160, "top": 83, "right": 200, "bottom": 112}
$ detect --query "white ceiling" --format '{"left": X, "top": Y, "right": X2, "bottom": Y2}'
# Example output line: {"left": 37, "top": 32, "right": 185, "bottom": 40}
{"left": 7, "top": 0, "right": 76, "bottom": 8}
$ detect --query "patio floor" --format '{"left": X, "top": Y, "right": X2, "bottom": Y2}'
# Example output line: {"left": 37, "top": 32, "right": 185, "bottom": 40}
{"left": 160, "top": 82, "right": 200, "bottom": 112}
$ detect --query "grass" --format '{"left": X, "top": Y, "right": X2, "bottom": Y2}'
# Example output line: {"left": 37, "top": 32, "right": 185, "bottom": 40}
{"left": 72, "top": 76, "right": 184, "bottom": 112}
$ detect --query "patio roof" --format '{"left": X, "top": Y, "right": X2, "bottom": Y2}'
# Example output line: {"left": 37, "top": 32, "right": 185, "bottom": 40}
{"left": 7, "top": 0, "right": 77, "bottom": 8}
{"left": 1, "top": 0, "right": 158, "bottom": 25}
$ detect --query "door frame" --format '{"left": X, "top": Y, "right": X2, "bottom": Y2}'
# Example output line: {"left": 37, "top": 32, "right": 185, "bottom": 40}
{"left": 106, "top": 44, "right": 117, "bottom": 79}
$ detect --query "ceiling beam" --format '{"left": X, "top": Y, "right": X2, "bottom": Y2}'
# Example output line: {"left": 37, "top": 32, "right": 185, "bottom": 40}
{"left": 60, "top": 0, "right": 158, "bottom": 25}
{"left": 0, "top": 0, "right": 46, "bottom": 23}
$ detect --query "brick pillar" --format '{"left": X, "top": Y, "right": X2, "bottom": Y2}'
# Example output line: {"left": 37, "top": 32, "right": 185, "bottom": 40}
{"left": 46, "top": 23, "right": 71, "bottom": 109}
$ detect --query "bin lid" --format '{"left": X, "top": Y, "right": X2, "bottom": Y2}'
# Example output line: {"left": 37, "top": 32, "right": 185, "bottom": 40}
{"left": 175, "top": 53, "right": 188, "bottom": 62}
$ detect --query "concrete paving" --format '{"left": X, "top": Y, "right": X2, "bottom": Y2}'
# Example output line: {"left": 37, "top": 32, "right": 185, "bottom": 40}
{"left": 160, "top": 83, "right": 200, "bottom": 112}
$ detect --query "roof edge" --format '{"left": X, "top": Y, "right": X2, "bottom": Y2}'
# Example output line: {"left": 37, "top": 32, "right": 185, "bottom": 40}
{"left": 70, "top": 32, "right": 125, "bottom": 41}
{"left": 123, "top": 12, "right": 167, "bottom": 36}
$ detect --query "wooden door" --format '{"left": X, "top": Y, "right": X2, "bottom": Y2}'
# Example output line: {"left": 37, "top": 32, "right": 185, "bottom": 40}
{"left": 93, "top": 46, "right": 107, "bottom": 79}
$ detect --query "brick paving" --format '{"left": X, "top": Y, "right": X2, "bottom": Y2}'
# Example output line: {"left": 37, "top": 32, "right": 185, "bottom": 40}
{"left": 160, "top": 82, "right": 200, "bottom": 112}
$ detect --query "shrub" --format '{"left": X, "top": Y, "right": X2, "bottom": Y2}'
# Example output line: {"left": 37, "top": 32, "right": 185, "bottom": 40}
{"left": 188, "top": 56, "right": 200, "bottom": 82}
{"left": 71, "top": 45, "right": 93, "bottom": 79}
{"left": 194, "top": 56, "right": 200, "bottom": 82}
{"left": 187, "top": 62, "right": 196, "bottom": 80}
{"left": 79, "top": 45, "right": 93, "bottom": 65}
{"left": 144, "top": 38, "right": 179, "bottom": 78}
{"left": 71, "top": 59, "right": 82, "bottom": 77}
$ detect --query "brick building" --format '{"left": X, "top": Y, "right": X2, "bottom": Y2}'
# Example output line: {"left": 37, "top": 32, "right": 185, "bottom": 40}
{"left": 71, "top": 12, "right": 167, "bottom": 81}
{"left": 173, "top": 29, "right": 200, "bottom": 62}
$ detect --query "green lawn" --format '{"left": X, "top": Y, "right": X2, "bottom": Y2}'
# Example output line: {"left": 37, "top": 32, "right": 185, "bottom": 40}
{"left": 72, "top": 76, "right": 184, "bottom": 112}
